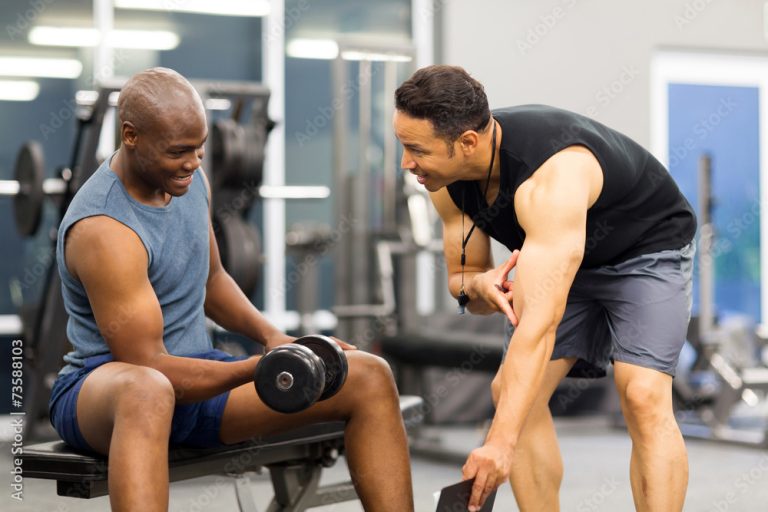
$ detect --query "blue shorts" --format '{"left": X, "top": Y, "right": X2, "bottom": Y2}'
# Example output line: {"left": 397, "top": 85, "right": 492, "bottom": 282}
{"left": 505, "top": 242, "right": 695, "bottom": 378}
{"left": 48, "top": 349, "right": 247, "bottom": 453}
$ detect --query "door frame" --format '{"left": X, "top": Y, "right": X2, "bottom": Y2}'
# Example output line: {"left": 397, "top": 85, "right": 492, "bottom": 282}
{"left": 651, "top": 50, "right": 768, "bottom": 324}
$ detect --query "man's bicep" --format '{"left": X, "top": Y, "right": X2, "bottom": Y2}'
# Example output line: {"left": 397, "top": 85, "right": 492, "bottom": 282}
{"left": 513, "top": 180, "right": 587, "bottom": 325}
{"left": 69, "top": 218, "right": 166, "bottom": 364}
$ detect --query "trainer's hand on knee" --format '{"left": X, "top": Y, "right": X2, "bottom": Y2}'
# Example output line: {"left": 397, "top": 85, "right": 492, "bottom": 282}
{"left": 462, "top": 442, "right": 511, "bottom": 511}
{"left": 329, "top": 336, "right": 357, "bottom": 351}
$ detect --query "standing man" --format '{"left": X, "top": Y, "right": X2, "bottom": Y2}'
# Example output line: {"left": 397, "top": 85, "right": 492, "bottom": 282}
{"left": 394, "top": 65, "right": 695, "bottom": 511}
{"left": 49, "top": 67, "right": 413, "bottom": 511}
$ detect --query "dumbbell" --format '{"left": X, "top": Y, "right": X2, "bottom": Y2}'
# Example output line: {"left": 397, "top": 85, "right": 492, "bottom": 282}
{"left": 254, "top": 335, "right": 348, "bottom": 414}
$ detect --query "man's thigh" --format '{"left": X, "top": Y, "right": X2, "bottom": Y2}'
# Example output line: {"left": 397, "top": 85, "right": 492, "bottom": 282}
{"left": 585, "top": 243, "right": 695, "bottom": 376}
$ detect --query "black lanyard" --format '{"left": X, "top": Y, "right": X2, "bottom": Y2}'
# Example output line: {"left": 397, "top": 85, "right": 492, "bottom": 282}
{"left": 458, "top": 119, "right": 497, "bottom": 313}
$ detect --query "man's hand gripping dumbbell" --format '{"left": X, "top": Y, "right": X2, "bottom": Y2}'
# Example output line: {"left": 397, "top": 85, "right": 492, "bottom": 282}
{"left": 254, "top": 335, "right": 349, "bottom": 413}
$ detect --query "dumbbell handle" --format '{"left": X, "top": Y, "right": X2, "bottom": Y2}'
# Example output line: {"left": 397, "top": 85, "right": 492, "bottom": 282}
{"left": 0, "top": 178, "right": 67, "bottom": 196}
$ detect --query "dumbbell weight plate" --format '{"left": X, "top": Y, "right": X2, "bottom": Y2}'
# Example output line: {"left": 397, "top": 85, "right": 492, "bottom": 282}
{"left": 13, "top": 142, "right": 45, "bottom": 237}
{"left": 254, "top": 344, "right": 325, "bottom": 414}
{"left": 295, "top": 335, "right": 348, "bottom": 401}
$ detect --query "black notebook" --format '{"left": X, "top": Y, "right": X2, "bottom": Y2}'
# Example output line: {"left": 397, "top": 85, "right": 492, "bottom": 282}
{"left": 435, "top": 478, "right": 497, "bottom": 511}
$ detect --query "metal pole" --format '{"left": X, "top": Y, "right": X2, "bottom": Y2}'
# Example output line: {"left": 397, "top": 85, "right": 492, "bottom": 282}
{"left": 352, "top": 59, "right": 373, "bottom": 343}
{"left": 698, "top": 153, "right": 715, "bottom": 339}
{"left": 262, "top": 0, "right": 288, "bottom": 328}
{"left": 332, "top": 55, "right": 351, "bottom": 338}
{"left": 382, "top": 61, "right": 398, "bottom": 234}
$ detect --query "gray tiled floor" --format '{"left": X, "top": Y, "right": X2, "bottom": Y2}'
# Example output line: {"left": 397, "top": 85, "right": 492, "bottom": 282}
{"left": 3, "top": 417, "right": 768, "bottom": 511}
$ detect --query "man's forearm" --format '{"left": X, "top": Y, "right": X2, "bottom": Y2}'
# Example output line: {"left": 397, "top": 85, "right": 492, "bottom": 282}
{"left": 448, "top": 272, "right": 497, "bottom": 315}
{"left": 205, "top": 270, "right": 283, "bottom": 344}
{"left": 151, "top": 352, "right": 260, "bottom": 403}
{"left": 485, "top": 326, "right": 556, "bottom": 449}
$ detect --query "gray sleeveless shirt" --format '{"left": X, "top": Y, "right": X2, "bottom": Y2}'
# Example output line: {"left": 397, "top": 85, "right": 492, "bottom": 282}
{"left": 56, "top": 157, "right": 212, "bottom": 375}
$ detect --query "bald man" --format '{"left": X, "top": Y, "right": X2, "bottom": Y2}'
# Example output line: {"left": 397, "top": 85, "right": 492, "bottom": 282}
{"left": 48, "top": 68, "right": 413, "bottom": 511}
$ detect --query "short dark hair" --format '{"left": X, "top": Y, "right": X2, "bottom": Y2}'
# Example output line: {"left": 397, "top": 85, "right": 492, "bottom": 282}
{"left": 395, "top": 65, "right": 491, "bottom": 149}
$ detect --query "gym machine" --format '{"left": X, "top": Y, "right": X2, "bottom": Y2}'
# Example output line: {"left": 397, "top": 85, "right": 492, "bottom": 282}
{"left": 673, "top": 154, "right": 768, "bottom": 447}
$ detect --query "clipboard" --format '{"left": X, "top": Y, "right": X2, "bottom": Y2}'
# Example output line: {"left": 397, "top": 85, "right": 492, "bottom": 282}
{"left": 435, "top": 478, "right": 497, "bottom": 511}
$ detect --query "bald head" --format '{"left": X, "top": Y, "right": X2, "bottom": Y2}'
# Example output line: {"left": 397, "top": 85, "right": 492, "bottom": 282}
{"left": 118, "top": 67, "right": 205, "bottom": 134}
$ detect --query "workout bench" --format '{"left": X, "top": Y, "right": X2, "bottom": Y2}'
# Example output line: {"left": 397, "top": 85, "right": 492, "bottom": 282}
{"left": 22, "top": 395, "right": 423, "bottom": 511}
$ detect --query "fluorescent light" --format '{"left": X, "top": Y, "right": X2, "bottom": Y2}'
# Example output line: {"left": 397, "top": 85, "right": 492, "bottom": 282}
{"left": 106, "top": 30, "right": 179, "bottom": 50}
{"left": 114, "top": 0, "right": 270, "bottom": 17}
{"left": 29, "top": 26, "right": 179, "bottom": 50}
{"left": 205, "top": 98, "right": 232, "bottom": 111}
{"left": 286, "top": 39, "right": 339, "bottom": 60}
{"left": 259, "top": 185, "right": 330, "bottom": 199}
{"left": 29, "top": 27, "right": 100, "bottom": 47}
{"left": 0, "top": 57, "right": 82, "bottom": 79}
{"left": 0, "top": 80, "right": 40, "bottom": 101}
{"left": 341, "top": 51, "right": 412, "bottom": 62}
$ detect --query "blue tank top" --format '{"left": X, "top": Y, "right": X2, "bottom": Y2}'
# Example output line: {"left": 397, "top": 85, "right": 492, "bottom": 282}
{"left": 56, "top": 156, "right": 212, "bottom": 375}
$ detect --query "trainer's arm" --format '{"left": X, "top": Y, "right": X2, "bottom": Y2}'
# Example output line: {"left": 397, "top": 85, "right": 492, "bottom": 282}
{"left": 485, "top": 175, "right": 587, "bottom": 446}
{"left": 67, "top": 216, "right": 259, "bottom": 404}
{"left": 430, "top": 188, "right": 520, "bottom": 323}
{"left": 463, "top": 146, "right": 603, "bottom": 510}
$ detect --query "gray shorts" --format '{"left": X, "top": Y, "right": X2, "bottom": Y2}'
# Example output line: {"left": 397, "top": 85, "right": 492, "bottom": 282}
{"left": 505, "top": 242, "right": 694, "bottom": 378}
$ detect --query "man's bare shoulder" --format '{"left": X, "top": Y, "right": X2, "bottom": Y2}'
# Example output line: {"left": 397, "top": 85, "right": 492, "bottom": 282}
{"left": 65, "top": 215, "right": 147, "bottom": 281}
{"left": 517, "top": 145, "right": 603, "bottom": 211}
{"left": 429, "top": 187, "right": 461, "bottom": 221}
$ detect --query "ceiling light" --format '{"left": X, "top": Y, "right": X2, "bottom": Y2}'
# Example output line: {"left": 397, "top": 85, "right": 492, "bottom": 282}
{"left": 286, "top": 39, "right": 339, "bottom": 60}
{"left": 341, "top": 51, "right": 412, "bottom": 62}
{"left": 29, "top": 26, "right": 179, "bottom": 50}
{"left": 0, "top": 80, "right": 40, "bottom": 101}
{"left": 114, "top": 0, "right": 270, "bottom": 17}
{"left": 0, "top": 57, "right": 82, "bottom": 79}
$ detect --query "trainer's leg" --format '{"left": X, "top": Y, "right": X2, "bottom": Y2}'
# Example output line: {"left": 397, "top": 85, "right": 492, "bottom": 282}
{"left": 614, "top": 361, "right": 687, "bottom": 511}
{"left": 492, "top": 357, "right": 576, "bottom": 512}
{"left": 76, "top": 363, "right": 176, "bottom": 512}
{"left": 219, "top": 350, "right": 413, "bottom": 511}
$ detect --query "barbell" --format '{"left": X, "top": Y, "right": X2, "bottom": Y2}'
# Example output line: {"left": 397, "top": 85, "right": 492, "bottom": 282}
{"left": 0, "top": 142, "right": 70, "bottom": 237}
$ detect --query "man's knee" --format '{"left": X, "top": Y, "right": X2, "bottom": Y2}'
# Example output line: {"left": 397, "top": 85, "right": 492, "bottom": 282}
{"left": 620, "top": 379, "right": 671, "bottom": 426}
{"left": 112, "top": 366, "right": 176, "bottom": 418}
{"left": 346, "top": 351, "right": 397, "bottom": 397}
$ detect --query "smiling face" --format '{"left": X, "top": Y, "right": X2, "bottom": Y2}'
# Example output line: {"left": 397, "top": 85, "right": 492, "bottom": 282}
{"left": 393, "top": 109, "right": 465, "bottom": 192}
{"left": 118, "top": 67, "right": 208, "bottom": 202}
{"left": 129, "top": 103, "right": 208, "bottom": 198}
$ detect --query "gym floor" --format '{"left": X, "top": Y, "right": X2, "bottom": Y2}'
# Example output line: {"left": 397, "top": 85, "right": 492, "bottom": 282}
{"left": 3, "top": 416, "right": 767, "bottom": 511}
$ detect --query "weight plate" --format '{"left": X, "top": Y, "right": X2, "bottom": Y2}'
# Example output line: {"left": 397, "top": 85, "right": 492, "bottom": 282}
{"left": 213, "top": 215, "right": 262, "bottom": 297}
{"left": 296, "top": 335, "right": 348, "bottom": 401}
{"left": 13, "top": 141, "right": 45, "bottom": 237}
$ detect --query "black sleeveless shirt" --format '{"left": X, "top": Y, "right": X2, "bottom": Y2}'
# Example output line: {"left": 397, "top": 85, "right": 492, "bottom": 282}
{"left": 446, "top": 105, "right": 697, "bottom": 268}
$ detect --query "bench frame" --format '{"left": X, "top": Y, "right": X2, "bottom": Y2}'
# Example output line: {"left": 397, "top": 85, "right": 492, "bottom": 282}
{"left": 23, "top": 396, "right": 423, "bottom": 512}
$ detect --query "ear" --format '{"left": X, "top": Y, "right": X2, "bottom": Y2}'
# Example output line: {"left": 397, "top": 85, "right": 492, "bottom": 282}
{"left": 121, "top": 121, "right": 138, "bottom": 148}
{"left": 457, "top": 130, "right": 480, "bottom": 156}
